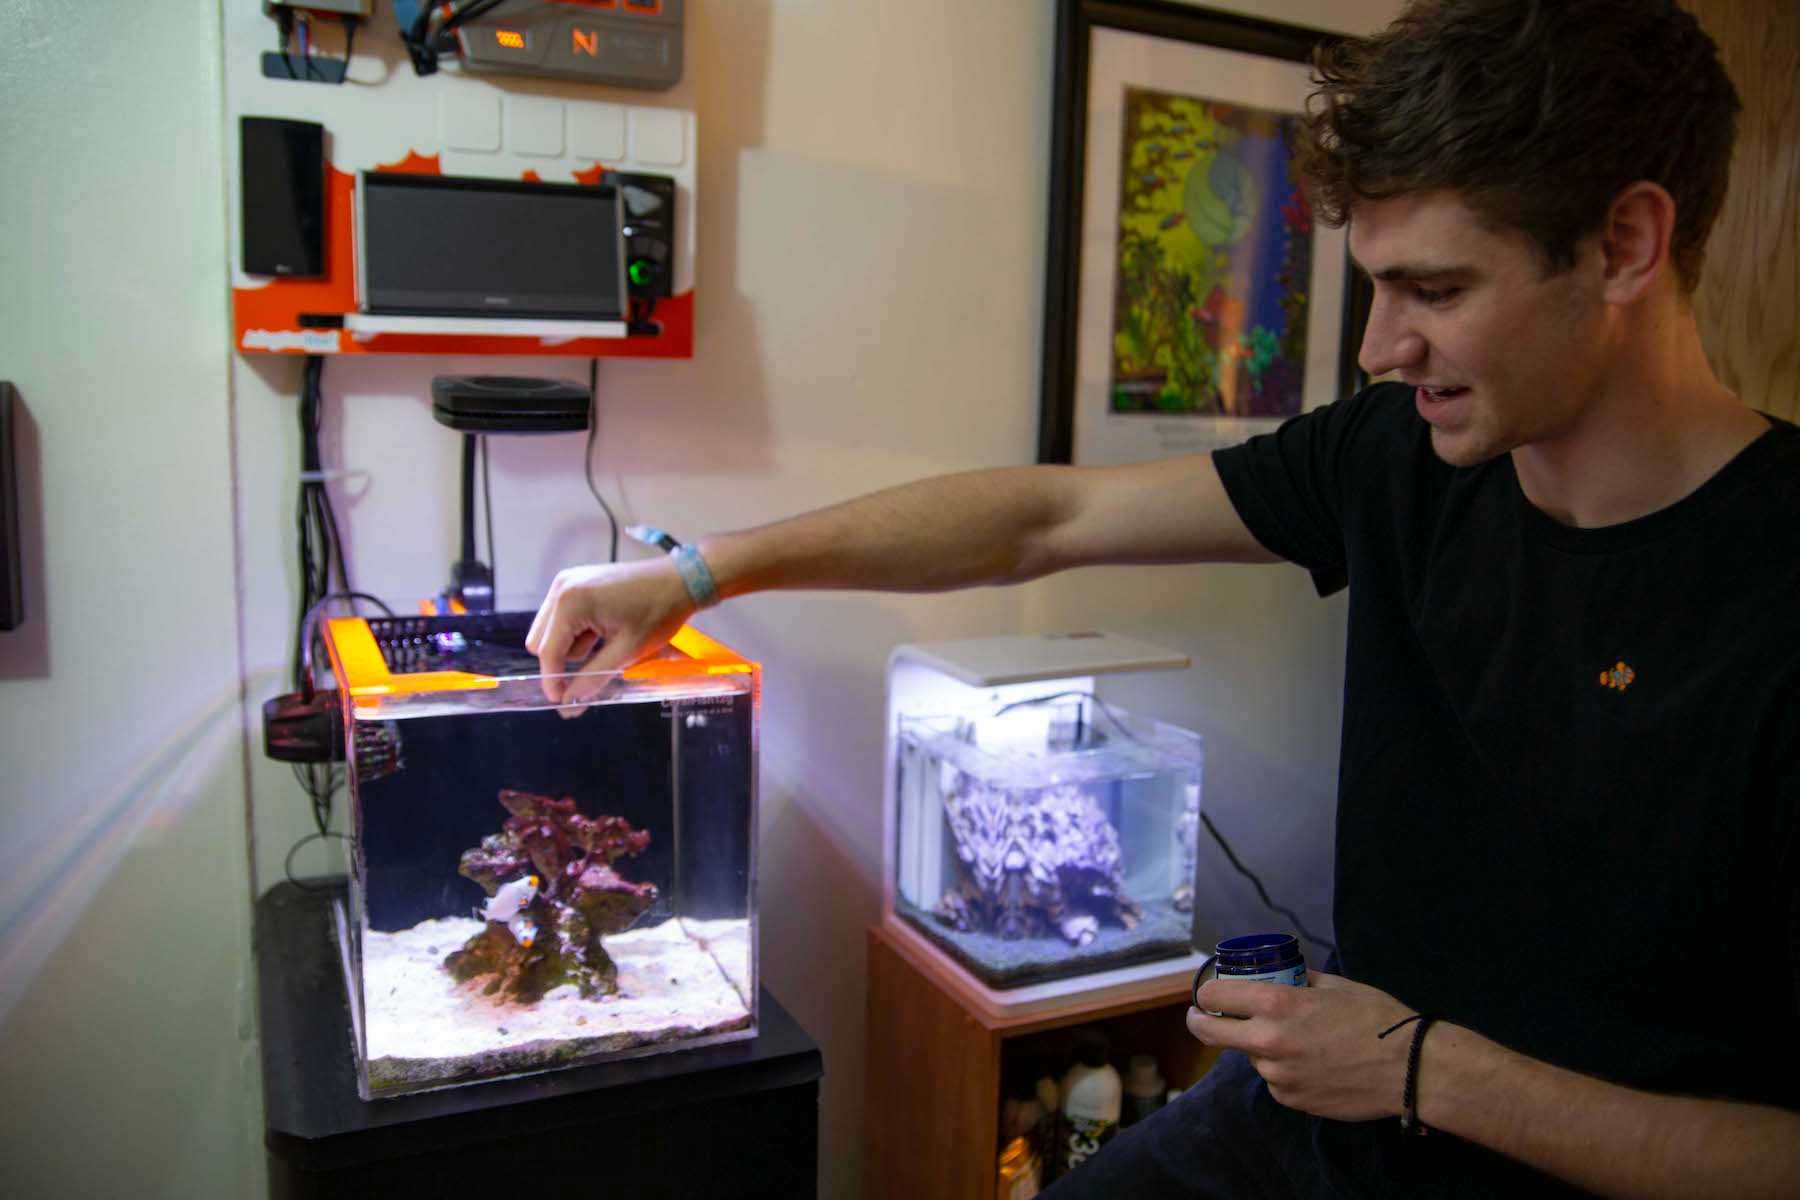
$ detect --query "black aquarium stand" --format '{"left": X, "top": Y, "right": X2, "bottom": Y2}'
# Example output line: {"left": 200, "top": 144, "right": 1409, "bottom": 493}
{"left": 256, "top": 882, "right": 822, "bottom": 1199}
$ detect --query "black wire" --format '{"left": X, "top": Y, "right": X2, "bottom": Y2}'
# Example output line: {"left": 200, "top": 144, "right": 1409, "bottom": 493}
{"left": 291, "top": 357, "right": 325, "bottom": 685}
{"left": 480, "top": 433, "right": 495, "bottom": 596}
{"left": 285, "top": 831, "right": 349, "bottom": 891}
{"left": 277, "top": 8, "right": 300, "bottom": 79}
{"left": 293, "top": 585, "right": 395, "bottom": 842}
{"left": 993, "top": 689, "right": 1094, "bottom": 718}
{"left": 1198, "top": 811, "right": 1336, "bottom": 955}
{"left": 301, "top": 13, "right": 321, "bottom": 82}
{"left": 440, "top": 0, "right": 508, "bottom": 35}
{"left": 322, "top": 483, "right": 350, "bottom": 600}
{"left": 287, "top": 356, "right": 389, "bottom": 844}
{"left": 584, "top": 358, "right": 619, "bottom": 562}
{"left": 985, "top": 689, "right": 1338, "bottom": 956}
{"left": 339, "top": 15, "right": 358, "bottom": 84}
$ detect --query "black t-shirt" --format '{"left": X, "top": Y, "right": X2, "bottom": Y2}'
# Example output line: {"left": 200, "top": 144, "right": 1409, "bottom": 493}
{"left": 1213, "top": 381, "right": 1800, "bottom": 1193}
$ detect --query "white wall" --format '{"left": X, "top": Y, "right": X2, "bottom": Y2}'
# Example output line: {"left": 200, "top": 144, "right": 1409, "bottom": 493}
{"left": 0, "top": 0, "right": 259, "bottom": 1195}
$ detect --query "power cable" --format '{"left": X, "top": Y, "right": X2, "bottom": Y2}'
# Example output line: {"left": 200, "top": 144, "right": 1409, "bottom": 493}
{"left": 585, "top": 358, "right": 619, "bottom": 562}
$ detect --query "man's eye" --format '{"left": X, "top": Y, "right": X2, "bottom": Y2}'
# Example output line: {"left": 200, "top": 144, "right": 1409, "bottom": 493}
{"left": 1415, "top": 285, "right": 1460, "bottom": 306}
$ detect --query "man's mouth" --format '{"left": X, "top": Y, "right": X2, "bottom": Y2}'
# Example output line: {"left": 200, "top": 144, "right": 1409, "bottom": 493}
{"left": 1413, "top": 383, "right": 1470, "bottom": 428}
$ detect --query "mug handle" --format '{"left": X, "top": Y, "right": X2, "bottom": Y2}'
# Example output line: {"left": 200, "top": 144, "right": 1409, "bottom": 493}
{"left": 1191, "top": 953, "right": 1219, "bottom": 1014}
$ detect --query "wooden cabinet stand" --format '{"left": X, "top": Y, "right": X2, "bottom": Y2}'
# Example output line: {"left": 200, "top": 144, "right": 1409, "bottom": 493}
{"left": 864, "top": 918, "right": 1217, "bottom": 1200}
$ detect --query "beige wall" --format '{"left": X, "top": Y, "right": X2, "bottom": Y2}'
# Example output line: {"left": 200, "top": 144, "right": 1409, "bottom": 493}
{"left": 0, "top": 0, "right": 258, "bottom": 1195}
{"left": 0, "top": 1, "right": 1402, "bottom": 1196}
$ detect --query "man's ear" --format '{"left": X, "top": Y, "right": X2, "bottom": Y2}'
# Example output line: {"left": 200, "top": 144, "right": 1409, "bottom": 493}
{"left": 1598, "top": 181, "right": 1675, "bottom": 304}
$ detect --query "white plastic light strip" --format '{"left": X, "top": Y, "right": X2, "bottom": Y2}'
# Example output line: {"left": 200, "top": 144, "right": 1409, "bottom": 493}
{"left": 343, "top": 313, "right": 628, "bottom": 341}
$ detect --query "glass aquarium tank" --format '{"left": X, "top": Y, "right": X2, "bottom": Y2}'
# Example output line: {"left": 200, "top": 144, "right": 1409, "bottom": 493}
{"left": 884, "top": 634, "right": 1206, "bottom": 1013}
{"left": 322, "top": 611, "right": 758, "bottom": 1099}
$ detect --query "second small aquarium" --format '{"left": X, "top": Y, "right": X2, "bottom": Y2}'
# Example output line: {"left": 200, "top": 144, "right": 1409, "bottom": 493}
{"left": 885, "top": 635, "right": 1204, "bottom": 999}
{"left": 324, "top": 612, "right": 759, "bottom": 1099}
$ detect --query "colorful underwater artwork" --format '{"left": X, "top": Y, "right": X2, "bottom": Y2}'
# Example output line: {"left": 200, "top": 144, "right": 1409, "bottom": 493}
{"left": 1109, "top": 88, "right": 1314, "bottom": 418}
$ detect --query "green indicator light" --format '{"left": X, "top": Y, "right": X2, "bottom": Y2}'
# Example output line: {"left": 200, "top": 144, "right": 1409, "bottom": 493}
{"left": 628, "top": 260, "right": 653, "bottom": 286}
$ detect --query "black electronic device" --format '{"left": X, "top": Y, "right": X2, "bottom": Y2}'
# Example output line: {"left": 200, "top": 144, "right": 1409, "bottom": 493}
{"left": 427, "top": 375, "right": 593, "bottom": 614}
{"left": 430, "top": 375, "right": 590, "bottom": 434}
{"left": 241, "top": 117, "right": 326, "bottom": 278}
{"left": 357, "top": 172, "right": 625, "bottom": 320}
{"left": 399, "top": 0, "right": 685, "bottom": 88}
{"left": 0, "top": 382, "right": 22, "bottom": 631}
{"left": 364, "top": 611, "right": 543, "bottom": 677}
{"left": 616, "top": 172, "right": 676, "bottom": 301}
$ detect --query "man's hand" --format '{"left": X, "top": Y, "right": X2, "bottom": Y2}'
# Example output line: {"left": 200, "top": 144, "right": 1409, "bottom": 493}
{"left": 524, "top": 557, "right": 695, "bottom": 707}
{"left": 1187, "top": 971, "right": 1419, "bottom": 1122}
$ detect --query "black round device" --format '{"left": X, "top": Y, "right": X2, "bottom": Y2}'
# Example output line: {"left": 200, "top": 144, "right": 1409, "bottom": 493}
{"left": 430, "top": 375, "right": 591, "bottom": 434}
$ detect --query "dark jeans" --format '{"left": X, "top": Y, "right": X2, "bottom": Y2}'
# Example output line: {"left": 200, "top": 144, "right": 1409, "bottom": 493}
{"left": 1042, "top": 1049, "right": 1582, "bottom": 1199}
{"left": 1041, "top": 1050, "right": 1343, "bottom": 1200}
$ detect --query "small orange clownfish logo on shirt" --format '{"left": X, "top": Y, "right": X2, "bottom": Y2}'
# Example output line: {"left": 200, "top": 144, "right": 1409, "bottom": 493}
{"left": 1599, "top": 661, "right": 1636, "bottom": 692}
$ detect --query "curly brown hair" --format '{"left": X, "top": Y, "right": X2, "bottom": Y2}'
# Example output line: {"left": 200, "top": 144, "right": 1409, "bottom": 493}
{"left": 1296, "top": 0, "right": 1741, "bottom": 292}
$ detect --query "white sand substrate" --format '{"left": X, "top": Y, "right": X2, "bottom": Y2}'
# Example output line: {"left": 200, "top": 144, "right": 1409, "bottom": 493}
{"left": 361, "top": 913, "right": 752, "bottom": 1093}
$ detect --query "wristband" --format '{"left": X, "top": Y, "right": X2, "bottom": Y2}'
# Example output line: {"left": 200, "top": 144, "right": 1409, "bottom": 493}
{"left": 672, "top": 543, "right": 720, "bottom": 608}
{"left": 1377, "top": 1012, "right": 1436, "bottom": 1136}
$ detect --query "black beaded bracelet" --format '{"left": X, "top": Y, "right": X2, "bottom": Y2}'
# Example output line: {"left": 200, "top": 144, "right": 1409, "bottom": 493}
{"left": 1376, "top": 1013, "right": 1437, "bottom": 1136}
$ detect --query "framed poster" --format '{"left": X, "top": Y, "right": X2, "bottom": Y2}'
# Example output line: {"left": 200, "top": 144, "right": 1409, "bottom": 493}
{"left": 1038, "top": 0, "right": 1371, "bottom": 464}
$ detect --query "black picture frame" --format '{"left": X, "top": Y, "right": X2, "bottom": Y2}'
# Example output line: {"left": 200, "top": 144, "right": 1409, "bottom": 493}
{"left": 0, "top": 382, "right": 20, "bottom": 632}
{"left": 1037, "top": 0, "right": 1372, "bottom": 464}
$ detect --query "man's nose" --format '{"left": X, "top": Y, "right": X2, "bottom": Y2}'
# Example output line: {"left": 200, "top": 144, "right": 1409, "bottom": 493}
{"left": 1357, "top": 291, "right": 1425, "bottom": 379}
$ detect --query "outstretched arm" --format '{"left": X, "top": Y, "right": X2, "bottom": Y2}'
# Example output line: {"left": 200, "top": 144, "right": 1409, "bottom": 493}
{"left": 526, "top": 453, "right": 1275, "bottom": 701}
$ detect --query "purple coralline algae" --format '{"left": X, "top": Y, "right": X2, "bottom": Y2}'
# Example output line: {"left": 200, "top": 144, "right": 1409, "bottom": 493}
{"left": 445, "top": 788, "right": 658, "bottom": 1004}
{"left": 935, "top": 774, "right": 1142, "bottom": 945}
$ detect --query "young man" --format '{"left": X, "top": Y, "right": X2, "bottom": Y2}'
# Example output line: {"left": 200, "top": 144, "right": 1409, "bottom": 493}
{"left": 528, "top": 1, "right": 1799, "bottom": 1193}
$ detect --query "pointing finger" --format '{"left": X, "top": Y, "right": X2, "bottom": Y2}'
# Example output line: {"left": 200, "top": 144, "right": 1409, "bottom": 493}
{"left": 533, "top": 611, "right": 581, "bottom": 703}
{"left": 554, "top": 633, "right": 634, "bottom": 715}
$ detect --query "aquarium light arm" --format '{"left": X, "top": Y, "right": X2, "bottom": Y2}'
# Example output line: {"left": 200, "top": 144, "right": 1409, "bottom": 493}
{"left": 298, "top": 590, "right": 395, "bottom": 700}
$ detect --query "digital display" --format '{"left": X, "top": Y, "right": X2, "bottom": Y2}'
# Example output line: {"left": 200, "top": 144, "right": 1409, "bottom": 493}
{"left": 494, "top": 29, "right": 526, "bottom": 49}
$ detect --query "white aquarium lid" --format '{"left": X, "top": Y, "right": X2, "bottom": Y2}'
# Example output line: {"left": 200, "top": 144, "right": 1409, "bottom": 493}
{"left": 889, "top": 631, "right": 1189, "bottom": 687}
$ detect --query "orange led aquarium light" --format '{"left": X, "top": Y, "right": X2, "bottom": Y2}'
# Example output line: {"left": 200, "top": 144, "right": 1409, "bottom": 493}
{"left": 324, "top": 614, "right": 755, "bottom": 700}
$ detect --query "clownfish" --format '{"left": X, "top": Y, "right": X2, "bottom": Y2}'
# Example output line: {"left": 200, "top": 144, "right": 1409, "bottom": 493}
{"left": 508, "top": 914, "right": 538, "bottom": 949}
{"left": 476, "top": 874, "right": 540, "bottom": 923}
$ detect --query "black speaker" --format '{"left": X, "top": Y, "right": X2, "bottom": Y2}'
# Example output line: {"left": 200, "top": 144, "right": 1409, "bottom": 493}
{"left": 1, "top": 382, "right": 22, "bottom": 631}
{"left": 241, "top": 116, "right": 326, "bottom": 278}
{"left": 430, "top": 376, "right": 591, "bottom": 434}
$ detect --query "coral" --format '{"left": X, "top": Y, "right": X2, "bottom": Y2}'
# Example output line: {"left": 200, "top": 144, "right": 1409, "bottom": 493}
{"left": 445, "top": 788, "right": 658, "bottom": 1004}
{"left": 935, "top": 774, "right": 1142, "bottom": 946}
